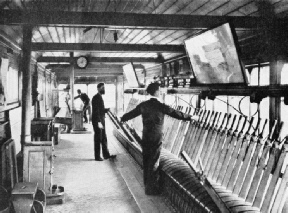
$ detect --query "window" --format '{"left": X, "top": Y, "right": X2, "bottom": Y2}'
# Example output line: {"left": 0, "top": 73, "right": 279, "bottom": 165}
{"left": 281, "top": 97, "right": 288, "bottom": 139}
{"left": 250, "top": 68, "right": 258, "bottom": 86}
{"left": 74, "top": 84, "right": 87, "bottom": 110}
{"left": 103, "top": 84, "right": 116, "bottom": 110}
{"left": 280, "top": 64, "right": 288, "bottom": 139}
{"left": 214, "top": 96, "right": 228, "bottom": 114}
{"left": 7, "top": 67, "right": 19, "bottom": 103}
{"left": 281, "top": 64, "right": 288, "bottom": 85}
{"left": 178, "top": 94, "right": 192, "bottom": 112}
{"left": 259, "top": 66, "right": 269, "bottom": 85}
{"left": 249, "top": 66, "right": 270, "bottom": 86}
{"left": 165, "top": 94, "right": 177, "bottom": 106}
{"left": 205, "top": 98, "right": 214, "bottom": 111}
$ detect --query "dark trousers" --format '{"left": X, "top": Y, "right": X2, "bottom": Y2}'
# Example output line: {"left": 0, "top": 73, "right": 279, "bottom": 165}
{"left": 142, "top": 143, "right": 162, "bottom": 193}
{"left": 93, "top": 124, "right": 110, "bottom": 159}
{"left": 83, "top": 104, "right": 88, "bottom": 122}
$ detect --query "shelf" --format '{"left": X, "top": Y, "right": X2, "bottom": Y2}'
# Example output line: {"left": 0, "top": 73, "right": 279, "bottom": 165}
{"left": 0, "top": 102, "right": 20, "bottom": 113}
{"left": 162, "top": 85, "right": 288, "bottom": 97}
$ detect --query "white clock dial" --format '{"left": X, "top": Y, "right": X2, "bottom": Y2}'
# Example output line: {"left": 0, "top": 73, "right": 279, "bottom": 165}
{"left": 77, "top": 56, "right": 88, "bottom": 68}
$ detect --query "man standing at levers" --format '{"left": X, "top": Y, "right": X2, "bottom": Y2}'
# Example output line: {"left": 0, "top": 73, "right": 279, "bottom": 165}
{"left": 121, "top": 82, "right": 196, "bottom": 195}
{"left": 92, "top": 83, "right": 116, "bottom": 161}
{"left": 74, "top": 89, "right": 90, "bottom": 123}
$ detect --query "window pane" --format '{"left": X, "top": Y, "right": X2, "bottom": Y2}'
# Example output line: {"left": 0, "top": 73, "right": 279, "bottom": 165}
{"left": 238, "top": 96, "right": 250, "bottom": 117}
{"left": 7, "top": 67, "right": 19, "bottom": 103}
{"left": 214, "top": 96, "right": 228, "bottom": 114}
{"left": 165, "top": 94, "right": 177, "bottom": 106}
{"left": 74, "top": 84, "right": 87, "bottom": 110}
{"left": 103, "top": 84, "right": 116, "bottom": 109}
{"left": 227, "top": 96, "right": 242, "bottom": 115}
{"left": 250, "top": 67, "right": 259, "bottom": 86}
{"left": 250, "top": 102, "right": 258, "bottom": 117}
{"left": 259, "top": 66, "right": 269, "bottom": 86}
{"left": 245, "top": 69, "right": 251, "bottom": 85}
{"left": 178, "top": 94, "right": 190, "bottom": 110}
{"left": 259, "top": 97, "right": 269, "bottom": 119}
{"left": 281, "top": 64, "right": 288, "bottom": 85}
{"left": 205, "top": 99, "right": 214, "bottom": 111}
{"left": 88, "top": 84, "right": 97, "bottom": 100}
{"left": 281, "top": 97, "right": 288, "bottom": 139}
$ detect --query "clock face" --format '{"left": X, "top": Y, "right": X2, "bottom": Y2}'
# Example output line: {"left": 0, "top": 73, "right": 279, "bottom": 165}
{"left": 77, "top": 56, "right": 88, "bottom": 68}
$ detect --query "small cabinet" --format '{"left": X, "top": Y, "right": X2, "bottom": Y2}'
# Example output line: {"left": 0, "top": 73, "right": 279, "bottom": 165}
{"left": 23, "top": 142, "right": 54, "bottom": 194}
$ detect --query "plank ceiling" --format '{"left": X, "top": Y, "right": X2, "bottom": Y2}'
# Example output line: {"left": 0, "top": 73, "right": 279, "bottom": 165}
{"left": 1, "top": 0, "right": 288, "bottom": 66}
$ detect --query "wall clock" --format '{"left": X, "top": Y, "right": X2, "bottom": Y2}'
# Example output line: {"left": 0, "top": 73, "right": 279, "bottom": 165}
{"left": 76, "top": 56, "right": 88, "bottom": 69}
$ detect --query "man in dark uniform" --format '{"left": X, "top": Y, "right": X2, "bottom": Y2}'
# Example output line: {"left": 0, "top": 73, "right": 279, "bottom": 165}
{"left": 91, "top": 83, "right": 116, "bottom": 161}
{"left": 74, "top": 89, "right": 90, "bottom": 123}
{"left": 121, "top": 82, "right": 195, "bottom": 195}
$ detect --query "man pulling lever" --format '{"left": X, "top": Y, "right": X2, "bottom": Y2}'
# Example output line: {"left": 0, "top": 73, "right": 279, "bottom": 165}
{"left": 74, "top": 89, "right": 90, "bottom": 123}
{"left": 121, "top": 82, "right": 198, "bottom": 195}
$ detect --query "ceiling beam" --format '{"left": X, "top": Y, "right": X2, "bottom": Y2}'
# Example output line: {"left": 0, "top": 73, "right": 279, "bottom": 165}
{"left": 58, "top": 76, "right": 117, "bottom": 84}
{"left": 46, "top": 64, "right": 124, "bottom": 69}
{"left": 37, "top": 56, "right": 162, "bottom": 63}
{"left": 0, "top": 10, "right": 280, "bottom": 30}
{"left": 32, "top": 43, "right": 184, "bottom": 53}
{"left": 54, "top": 68, "right": 122, "bottom": 76}
{"left": 56, "top": 72, "right": 122, "bottom": 77}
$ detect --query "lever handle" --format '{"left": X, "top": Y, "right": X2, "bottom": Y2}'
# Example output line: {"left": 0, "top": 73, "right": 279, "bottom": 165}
{"left": 252, "top": 117, "right": 261, "bottom": 136}
{"left": 200, "top": 110, "right": 207, "bottom": 123}
{"left": 212, "top": 112, "right": 219, "bottom": 126}
{"left": 259, "top": 119, "right": 268, "bottom": 138}
{"left": 239, "top": 116, "right": 247, "bottom": 134}
{"left": 224, "top": 114, "right": 232, "bottom": 129}
{"left": 206, "top": 111, "right": 214, "bottom": 126}
{"left": 229, "top": 114, "right": 237, "bottom": 130}
{"left": 219, "top": 113, "right": 227, "bottom": 129}
{"left": 274, "top": 121, "right": 284, "bottom": 142}
{"left": 246, "top": 116, "right": 255, "bottom": 134}
{"left": 235, "top": 115, "right": 243, "bottom": 132}
{"left": 269, "top": 120, "right": 278, "bottom": 140}
{"left": 203, "top": 111, "right": 211, "bottom": 126}
{"left": 215, "top": 112, "right": 222, "bottom": 128}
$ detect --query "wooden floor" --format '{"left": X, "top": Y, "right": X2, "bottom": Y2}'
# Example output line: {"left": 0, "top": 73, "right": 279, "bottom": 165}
{"left": 46, "top": 120, "right": 173, "bottom": 213}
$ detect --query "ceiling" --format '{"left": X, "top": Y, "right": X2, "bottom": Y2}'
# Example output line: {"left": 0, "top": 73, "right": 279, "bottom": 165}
{"left": 1, "top": 0, "right": 288, "bottom": 81}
